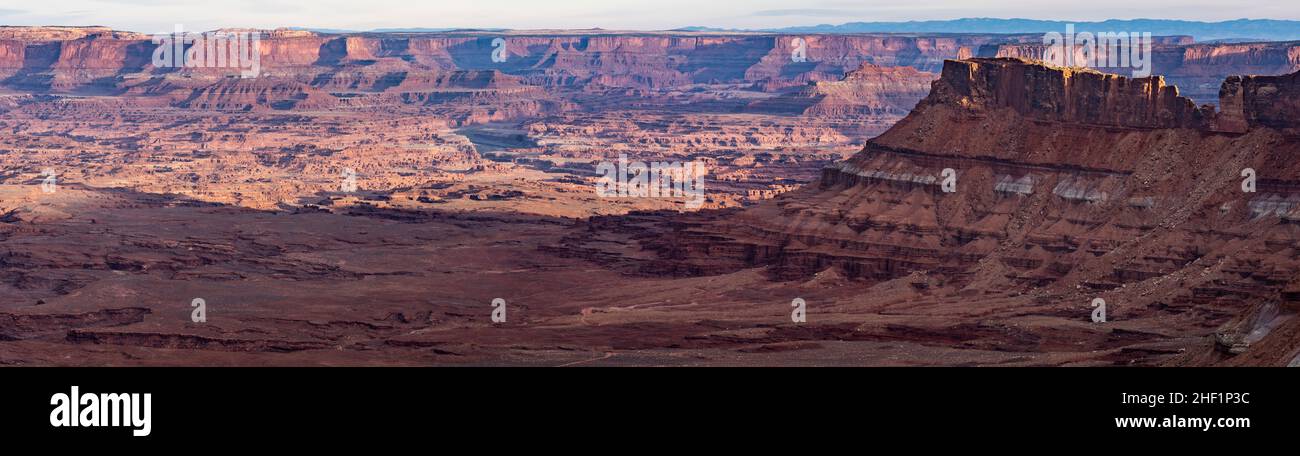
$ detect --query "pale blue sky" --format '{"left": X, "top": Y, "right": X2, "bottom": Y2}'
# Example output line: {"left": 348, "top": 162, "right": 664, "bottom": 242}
{"left": 0, "top": 0, "right": 1295, "bottom": 33}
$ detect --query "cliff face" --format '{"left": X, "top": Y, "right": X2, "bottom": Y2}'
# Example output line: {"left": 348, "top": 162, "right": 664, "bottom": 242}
{"left": 0, "top": 29, "right": 1014, "bottom": 92}
{"left": 628, "top": 57, "right": 1300, "bottom": 366}
{"left": 927, "top": 58, "right": 1208, "bottom": 129}
{"left": 0, "top": 26, "right": 1296, "bottom": 118}
{"left": 0, "top": 28, "right": 1030, "bottom": 117}
{"left": 983, "top": 40, "right": 1300, "bottom": 104}
{"left": 1217, "top": 70, "right": 1300, "bottom": 135}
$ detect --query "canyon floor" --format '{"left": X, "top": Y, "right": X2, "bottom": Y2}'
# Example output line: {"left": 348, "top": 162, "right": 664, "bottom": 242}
{"left": 0, "top": 184, "right": 1209, "bottom": 366}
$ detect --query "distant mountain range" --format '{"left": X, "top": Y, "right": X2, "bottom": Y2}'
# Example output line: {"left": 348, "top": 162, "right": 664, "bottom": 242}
{"left": 684, "top": 18, "right": 1300, "bottom": 42}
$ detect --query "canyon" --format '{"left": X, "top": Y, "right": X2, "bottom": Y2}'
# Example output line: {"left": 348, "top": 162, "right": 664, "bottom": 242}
{"left": 2, "top": 26, "right": 1300, "bottom": 365}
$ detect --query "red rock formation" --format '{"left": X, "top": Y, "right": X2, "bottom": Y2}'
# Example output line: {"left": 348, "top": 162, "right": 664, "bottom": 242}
{"left": 0, "top": 28, "right": 1030, "bottom": 93}
{"left": 175, "top": 78, "right": 340, "bottom": 111}
{"left": 928, "top": 58, "right": 1208, "bottom": 129}
{"left": 619, "top": 58, "right": 1300, "bottom": 365}
{"left": 748, "top": 63, "right": 937, "bottom": 117}
{"left": 0, "top": 26, "right": 1294, "bottom": 119}
{"left": 983, "top": 39, "right": 1300, "bottom": 104}
{"left": 1216, "top": 70, "right": 1300, "bottom": 135}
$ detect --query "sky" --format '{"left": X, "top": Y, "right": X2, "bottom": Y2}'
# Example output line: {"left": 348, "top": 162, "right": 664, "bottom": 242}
{"left": 0, "top": 0, "right": 1296, "bottom": 33}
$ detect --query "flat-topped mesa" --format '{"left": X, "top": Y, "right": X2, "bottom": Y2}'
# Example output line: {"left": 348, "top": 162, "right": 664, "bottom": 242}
{"left": 850, "top": 57, "right": 1300, "bottom": 175}
{"left": 0, "top": 28, "right": 1022, "bottom": 91}
{"left": 1217, "top": 70, "right": 1300, "bottom": 135}
{"left": 923, "top": 57, "right": 1210, "bottom": 130}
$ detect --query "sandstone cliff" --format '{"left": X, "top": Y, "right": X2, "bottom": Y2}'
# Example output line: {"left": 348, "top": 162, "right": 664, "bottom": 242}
{"left": 924, "top": 58, "right": 1208, "bottom": 129}
{"left": 982, "top": 40, "right": 1300, "bottom": 104}
{"left": 0, "top": 26, "right": 1296, "bottom": 121}
{"left": 1217, "top": 70, "right": 1300, "bottom": 135}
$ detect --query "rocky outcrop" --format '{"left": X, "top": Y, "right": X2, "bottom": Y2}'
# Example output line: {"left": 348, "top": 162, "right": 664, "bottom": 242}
{"left": 981, "top": 40, "right": 1300, "bottom": 104}
{"left": 1216, "top": 70, "right": 1300, "bottom": 135}
{"left": 927, "top": 58, "right": 1209, "bottom": 129}
{"left": 618, "top": 57, "right": 1300, "bottom": 365}
{"left": 747, "top": 63, "right": 937, "bottom": 116}
{"left": 145, "top": 78, "right": 340, "bottom": 111}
